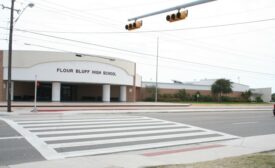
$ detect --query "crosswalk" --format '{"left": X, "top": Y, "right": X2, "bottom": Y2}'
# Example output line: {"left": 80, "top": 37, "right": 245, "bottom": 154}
{"left": 1, "top": 115, "right": 238, "bottom": 160}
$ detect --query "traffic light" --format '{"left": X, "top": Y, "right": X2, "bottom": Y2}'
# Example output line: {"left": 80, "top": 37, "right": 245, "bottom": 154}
{"left": 166, "top": 10, "right": 188, "bottom": 22}
{"left": 125, "top": 20, "right": 142, "bottom": 31}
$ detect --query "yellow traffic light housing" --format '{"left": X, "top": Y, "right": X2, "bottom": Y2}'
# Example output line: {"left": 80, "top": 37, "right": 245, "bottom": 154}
{"left": 125, "top": 20, "right": 143, "bottom": 31}
{"left": 166, "top": 10, "right": 188, "bottom": 22}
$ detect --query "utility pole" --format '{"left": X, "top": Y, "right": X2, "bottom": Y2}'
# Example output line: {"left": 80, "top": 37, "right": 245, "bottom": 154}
{"left": 31, "top": 75, "right": 38, "bottom": 112}
{"left": 7, "top": 0, "right": 15, "bottom": 112}
{"left": 3, "top": 2, "right": 34, "bottom": 112}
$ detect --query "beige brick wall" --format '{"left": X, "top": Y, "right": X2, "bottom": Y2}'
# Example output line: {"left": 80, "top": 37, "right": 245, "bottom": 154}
{"left": 127, "top": 86, "right": 140, "bottom": 102}
{"left": 138, "top": 88, "right": 243, "bottom": 100}
{"left": 127, "top": 86, "right": 134, "bottom": 102}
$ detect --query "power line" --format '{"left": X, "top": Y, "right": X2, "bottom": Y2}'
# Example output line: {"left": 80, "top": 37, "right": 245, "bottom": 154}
{"left": 19, "top": 0, "right": 124, "bottom": 30}
{"left": 160, "top": 56, "right": 275, "bottom": 77}
{"left": 20, "top": 42, "right": 275, "bottom": 80}
{"left": 191, "top": 3, "right": 275, "bottom": 21}
{"left": 16, "top": 0, "right": 158, "bottom": 44}
{"left": 6, "top": 33, "right": 156, "bottom": 60}
{"left": 160, "top": 32, "right": 275, "bottom": 62}
{"left": 2, "top": 26, "right": 274, "bottom": 77}
{"left": 15, "top": 27, "right": 156, "bottom": 56}
{"left": 176, "top": 26, "right": 275, "bottom": 41}
{"left": 79, "top": 0, "right": 178, "bottom": 11}
{"left": 12, "top": 17, "right": 275, "bottom": 34}
{"left": 15, "top": 41, "right": 275, "bottom": 81}
{"left": 3, "top": 36, "right": 275, "bottom": 81}
{"left": 9, "top": 32, "right": 274, "bottom": 70}
{"left": 11, "top": 22, "right": 274, "bottom": 64}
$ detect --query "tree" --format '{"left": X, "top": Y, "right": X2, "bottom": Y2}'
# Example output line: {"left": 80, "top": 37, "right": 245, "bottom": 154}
{"left": 175, "top": 89, "right": 189, "bottom": 101}
{"left": 241, "top": 90, "right": 252, "bottom": 102}
{"left": 211, "top": 79, "right": 233, "bottom": 102}
{"left": 144, "top": 86, "right": 159, "bottom": 101}
{"left": 272, "top": 93, "right": 275, "bottom": 102}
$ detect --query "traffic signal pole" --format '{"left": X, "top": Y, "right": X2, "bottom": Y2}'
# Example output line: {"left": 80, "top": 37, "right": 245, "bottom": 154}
{"left": 128, "top": 0, "right": 217, "bottom": 22}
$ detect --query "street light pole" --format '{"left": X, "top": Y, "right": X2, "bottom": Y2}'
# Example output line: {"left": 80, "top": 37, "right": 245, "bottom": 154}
{"left": 155, "top": 37, "right": 159, "bottom": 102}
{"left": 7, "top": 0, "right": 15, "bottom": 112}
{"left": 5, "top": 1, "right": 34, "bottom": 112}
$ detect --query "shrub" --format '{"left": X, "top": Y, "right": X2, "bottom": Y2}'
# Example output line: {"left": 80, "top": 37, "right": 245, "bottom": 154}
{"left": 175, "top": 89, "right": 189, "bottom": 101}
{"left": 255, "top": 96, "right": 263, "bottom": 102}
{"left": 241, "top": 91, "right": 252, "bottom": 102}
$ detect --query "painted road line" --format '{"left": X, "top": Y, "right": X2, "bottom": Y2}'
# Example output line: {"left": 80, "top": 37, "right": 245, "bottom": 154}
{"left": 34, "top": 124, "right": 180, "bottom": 135}
{"left": 28, "top": 120, "right": 167, "bottom": 131}
{"left": 232, "top": 121, "right": 258, "bottom": 125}
{"left": 61, "top": 135, "right": 234, "bottom": 158}
{"left": 41, "top": 127, "right": 197, "bottom": 141}
{"left": 0, "top": 136, "right": 23, "bottom": 140}
{"left": 0, "top": 117, "right": 64, "bottom": 160}
{"left": 49, "top": 131, "right": 212, "bottom": 148}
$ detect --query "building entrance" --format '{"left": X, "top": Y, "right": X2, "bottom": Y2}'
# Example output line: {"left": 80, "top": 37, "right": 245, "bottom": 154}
{"left": 37, "top": 83, "right": 52, "bottom": 101}
{"left": 13, "top": 81, "right": 52, "bottom": 101}
{"left": 12, "top": 81, "right": 128, "bottom": 102}
{"left": 61, "top": 84, "right": 77, "bottom": 101}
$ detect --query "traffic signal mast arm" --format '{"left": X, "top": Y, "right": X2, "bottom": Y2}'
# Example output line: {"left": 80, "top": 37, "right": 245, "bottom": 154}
{"left": 128, "top": 0, "right": 216, "bottom": 21}
{"left": 125, "top": 0, "right": 217, "bottom": 30}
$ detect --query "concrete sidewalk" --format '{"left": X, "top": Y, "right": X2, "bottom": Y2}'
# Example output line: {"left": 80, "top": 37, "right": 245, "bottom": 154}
{"left": 0, "top": 102, "right": 272, "bottom": 113}
{"left": 0, "top": 103, "right": 272, "bottom": 115}
{"left": 0, "top": 102, "right": 191, "bottom": 108}
{"left": 4, "top": 134, "right": 275, "bottom": 168}
{"left": 0, "top": 108, "right": 272, "bottom": 116}
{"left": 0, "top": 102, "right": 190, "bottom": 113}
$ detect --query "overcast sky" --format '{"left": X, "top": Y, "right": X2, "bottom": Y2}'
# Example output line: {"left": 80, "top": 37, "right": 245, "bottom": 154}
{"left": 0, "top": 0, "right": 275, "bottom": 92}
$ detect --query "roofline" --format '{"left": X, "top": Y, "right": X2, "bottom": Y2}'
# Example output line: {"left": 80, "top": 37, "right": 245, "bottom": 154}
{"left": 2, "top": 50, "right": 135, "bottom": 64}
{"left": 142, "top": 81, "right": 250, "bottom": 87}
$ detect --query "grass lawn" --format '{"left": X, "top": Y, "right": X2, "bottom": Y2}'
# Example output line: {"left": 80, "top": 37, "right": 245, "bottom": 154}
{"left": 146, "top": 153, "right": 275, "bottom": 168}
{"left": 187, "top": 102, "right": 271, "bottom": 106}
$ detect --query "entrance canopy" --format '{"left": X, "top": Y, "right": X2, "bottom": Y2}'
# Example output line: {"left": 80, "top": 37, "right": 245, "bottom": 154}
{"left": 3, "top": 50, "right": 136, "bottom": 86}
{"left": 4, "top": 61, "right": 133, "bottom": 85}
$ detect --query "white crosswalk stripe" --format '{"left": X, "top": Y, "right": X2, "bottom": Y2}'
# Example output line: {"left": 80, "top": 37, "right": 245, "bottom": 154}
{"left": 1, "top": 115, "right": 238, "bottom": 160}
{"left": 21, "top": 118, "right": 155, "bottom": 127}
{"left": 16, "top": 116, "right": 145, "bottom": 124}
{"left": 27, "top": 121, "right": 168, "bottom": 131}
{"left": 41, "top": 127, "right": 197, "bottom": 141}
{"left": 49, "top": 131, "right": 212, "bottom": 148}
{"left": 33, "top": 124, "right": 182, "bottom": 135}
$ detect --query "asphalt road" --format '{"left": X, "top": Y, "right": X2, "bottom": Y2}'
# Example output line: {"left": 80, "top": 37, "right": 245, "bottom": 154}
{"left": 0, "top": 109, "right": 274, "bottom": 166}
{"left": 0, "top": 120, "right": 44, "bottom": 166}
{"left": 129, "top": 110, "right": 275, "bottom": 137}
